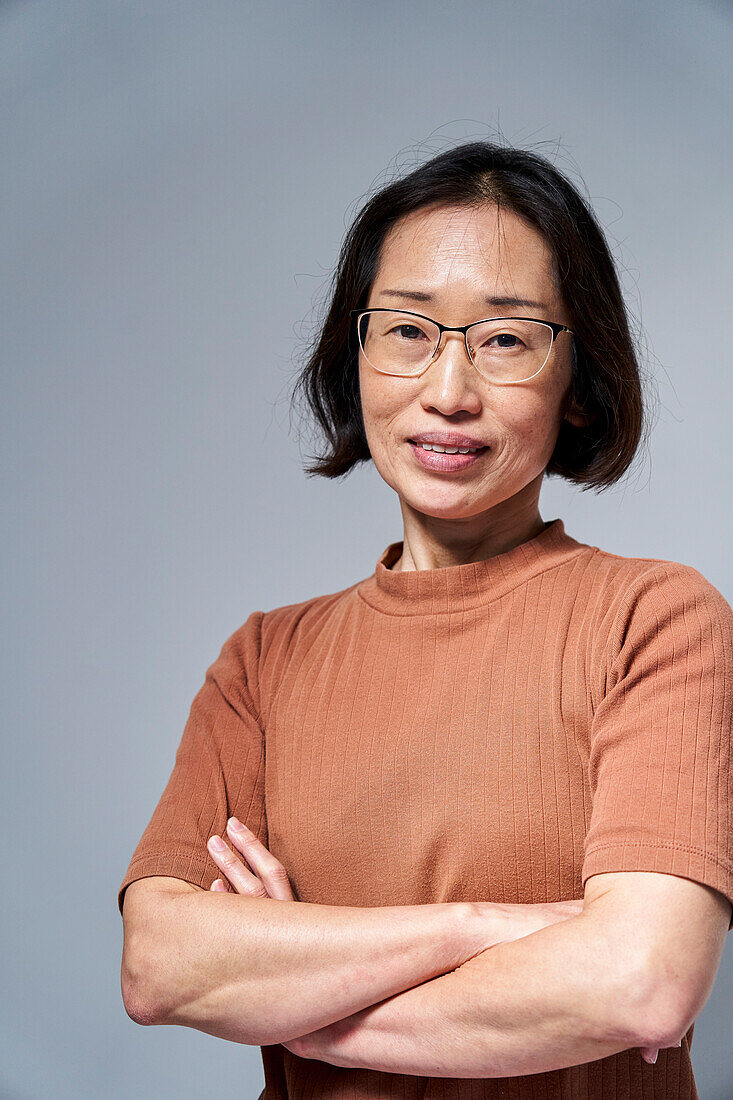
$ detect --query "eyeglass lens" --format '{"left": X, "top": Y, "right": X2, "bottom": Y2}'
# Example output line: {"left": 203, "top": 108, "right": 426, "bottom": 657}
{"left": 357, "top": 310, "right": 554, "bottom": 382}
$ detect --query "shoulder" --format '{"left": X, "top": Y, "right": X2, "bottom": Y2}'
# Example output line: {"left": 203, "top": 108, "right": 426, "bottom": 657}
{"left": 210, "top": 579, "right": 366, "bottom": 723}
{"left": 572, "top": 545, "right": 733, "bottom": 694}
{"left": 217, "top": 576, "right": 366, "bottom": 679}
{"left": 610, "top": 552, "right": 729, "bottom": 614}
{"left": 583, "top": 549, "right": 733, "bottom": 685}
{"left": 263, "top": 578, "right": 362, "bottom": 637}
{"left": 582, "top": 544, "right": 732, "bottom": 622}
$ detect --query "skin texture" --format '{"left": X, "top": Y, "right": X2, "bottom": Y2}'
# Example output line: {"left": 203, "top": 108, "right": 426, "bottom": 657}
{"left": 121, "top": 874, "right": 493, "bottom": 1045}
{"left": 204, "top": 823, "right": 696, "bottom": 1074}
{"left": 357, "top": 201, "right": 593, "bottom": 572}
{"left": 120, "top": 838, "right": 587, "bottom": 1048}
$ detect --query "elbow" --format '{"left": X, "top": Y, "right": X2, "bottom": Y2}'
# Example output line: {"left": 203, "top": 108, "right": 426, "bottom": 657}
{"left": 615, "top": 962, "right": 691, "bottom": 1051}
{"left": 120, "top": 894, "right": 177, "bottom": 1026}
{"left": 121, "top": 946, "right": 166, "bottom": 1027}
{"left": 628, "top": 1004, "right": 689, "bottom": 1053}
{"left": 122, "top": 985, "right": 159, "bottom": 1027}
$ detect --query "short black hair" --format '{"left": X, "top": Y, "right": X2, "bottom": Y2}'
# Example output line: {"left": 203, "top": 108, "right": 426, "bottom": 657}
{"left": 290, "top": 139, "right": 652, "bottom": 491}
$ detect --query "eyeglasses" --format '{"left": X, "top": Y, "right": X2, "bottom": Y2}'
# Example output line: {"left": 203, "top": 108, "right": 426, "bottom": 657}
{"left": 350, "top": 308, "right": 575, "bottom": 384}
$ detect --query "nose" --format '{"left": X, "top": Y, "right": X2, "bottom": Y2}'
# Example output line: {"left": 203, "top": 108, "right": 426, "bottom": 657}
{"left": 419, "top": 329, "right": 483, "bottom": 412}
{"left": 430, "top": 328, "right": 473, "bottom": 365}
{"left": 426, "top": 328, "right": 483, "bottom": 383}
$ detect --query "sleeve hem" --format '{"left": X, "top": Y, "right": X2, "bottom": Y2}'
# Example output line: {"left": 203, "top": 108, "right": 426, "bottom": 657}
{"left": 582, "top": 839, "right": 733, "bottom": 931}
{"left": 118, "top": 849, "right": 215, "bottom": 917}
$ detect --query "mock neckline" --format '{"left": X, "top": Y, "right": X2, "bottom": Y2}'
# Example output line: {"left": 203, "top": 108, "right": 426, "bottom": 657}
{"left": 357, "top": 518, "right": 592, "bottom": 615}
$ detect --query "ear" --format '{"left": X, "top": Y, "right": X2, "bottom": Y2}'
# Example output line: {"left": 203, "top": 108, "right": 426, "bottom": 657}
{"left": 561, "top": 386, "right": 596, "bottom": 428}
{"left": 563, "top": 404, "right": 596, "bottom": 428}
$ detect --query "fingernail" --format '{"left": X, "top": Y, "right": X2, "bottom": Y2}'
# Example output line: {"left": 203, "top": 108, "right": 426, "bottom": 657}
{"left": 650, "top": 1051, "right": 658, "bottom": 1063}
{"left": 228, "top": 816, "right": 246, "bottom": 832}
{"left": 209, "top": 836, "right": 226, "bottom": 851}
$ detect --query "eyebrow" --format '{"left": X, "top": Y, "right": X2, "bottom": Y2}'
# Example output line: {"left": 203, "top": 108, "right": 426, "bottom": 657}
{"left": 377, "top": 289, "right": 548, "bottom": 310}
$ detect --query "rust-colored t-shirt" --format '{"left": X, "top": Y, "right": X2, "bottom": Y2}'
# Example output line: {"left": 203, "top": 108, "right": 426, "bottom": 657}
{"left": 118, "top": 518, "right": 733, "bottom": 1099}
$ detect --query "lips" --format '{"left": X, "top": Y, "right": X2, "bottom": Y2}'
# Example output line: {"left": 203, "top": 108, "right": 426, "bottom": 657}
{"left": 409, "top": 439, "right": 488, "bottom": 453}
{"left": 408, "top": 440, "right": 489, "bottom": 472}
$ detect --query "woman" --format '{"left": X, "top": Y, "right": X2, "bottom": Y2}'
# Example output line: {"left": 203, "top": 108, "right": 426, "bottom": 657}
{"left": 118, "top": 141, "right": 733, "bottom": 1099}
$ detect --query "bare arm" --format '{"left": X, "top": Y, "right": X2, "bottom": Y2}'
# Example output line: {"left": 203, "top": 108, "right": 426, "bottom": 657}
{"left": 290, "top": 901, "right": 655, "bottom": 1077}
{"left": 121, "top": 877, "right": 495, "bottom": 1046}
{"left": 290, "top": 869, "right": 730, "bottom": 1077}
{"left": 120, "top": 820, "right": 582, "bottom": 1053}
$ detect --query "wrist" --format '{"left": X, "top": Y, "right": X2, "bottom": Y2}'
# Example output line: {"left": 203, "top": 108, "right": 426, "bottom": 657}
{"left": 444, "top": 901, "right": 504, "bottom": 967}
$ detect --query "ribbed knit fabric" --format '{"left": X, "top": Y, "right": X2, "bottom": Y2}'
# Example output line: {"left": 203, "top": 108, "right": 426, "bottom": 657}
{"left": 118, "top": 518, "right": 733, "bottom": 1099}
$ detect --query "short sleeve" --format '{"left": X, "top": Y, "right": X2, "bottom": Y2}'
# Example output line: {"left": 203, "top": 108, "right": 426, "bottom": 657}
{"left": 117, "top": 610, "right": 267, "bottom": 916}
{"left": 582, "top": 564, "right": 733, "bottom": 931}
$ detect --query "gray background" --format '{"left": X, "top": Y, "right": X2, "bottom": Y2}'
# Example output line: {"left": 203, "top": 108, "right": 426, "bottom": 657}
{"left": 2, "top": 1, "right": 731, "bottom": 1096}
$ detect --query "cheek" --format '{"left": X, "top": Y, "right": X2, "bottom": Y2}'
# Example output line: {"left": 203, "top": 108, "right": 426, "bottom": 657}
{"left": 359, "top": 365, "right": 406, "bottom": 439}
{"left": 491, "top": 400, "right": 566, "bottom": 473}
{"left": 358, "top": 360, "right": 381, "bottom": 422}
{"left": 498, "top": 387, "right": 565, "bottom": 439}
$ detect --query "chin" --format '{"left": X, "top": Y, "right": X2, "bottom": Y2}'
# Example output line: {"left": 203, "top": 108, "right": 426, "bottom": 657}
{"left": 398, "top": 488, "right": 495, "bottom": 521}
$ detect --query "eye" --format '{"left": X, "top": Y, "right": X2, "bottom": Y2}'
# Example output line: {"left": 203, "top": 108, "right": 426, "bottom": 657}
{"left": 388, "top": 323, "right": 429, "bottom": 341}
{"left": 469, "top": 328, "right": 528, "bottom": 356}
{"left": 487, "top": 332, "right": 524, "bottom": 349}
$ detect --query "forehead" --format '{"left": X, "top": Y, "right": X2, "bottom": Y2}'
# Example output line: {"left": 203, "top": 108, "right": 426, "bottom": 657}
{"left": 374, "top": 203, "right": 558, "bottom": 296}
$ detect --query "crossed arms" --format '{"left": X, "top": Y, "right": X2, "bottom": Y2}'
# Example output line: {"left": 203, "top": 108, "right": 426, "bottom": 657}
{"left": 120, "top": 820, "right": 730, "bottom": 1077}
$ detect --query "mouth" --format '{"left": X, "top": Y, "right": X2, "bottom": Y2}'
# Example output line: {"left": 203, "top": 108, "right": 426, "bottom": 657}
{"left": 408, "top": 439, "right": 490, "bottom": 472}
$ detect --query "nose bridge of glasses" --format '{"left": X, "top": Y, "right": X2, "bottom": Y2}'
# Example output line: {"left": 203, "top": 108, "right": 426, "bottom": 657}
{"left": 432, "top": 324, "right": 473, "bottom": 364}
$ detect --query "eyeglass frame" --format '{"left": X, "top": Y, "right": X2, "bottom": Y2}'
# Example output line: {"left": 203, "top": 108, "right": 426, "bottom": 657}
{"left": 350, "top": 307, "right": 576, "bottom": 384}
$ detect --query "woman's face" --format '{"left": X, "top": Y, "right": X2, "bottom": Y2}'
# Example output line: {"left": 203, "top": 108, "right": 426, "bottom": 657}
{"left": 358, "top": 202, "right": 587, "bottom": 524}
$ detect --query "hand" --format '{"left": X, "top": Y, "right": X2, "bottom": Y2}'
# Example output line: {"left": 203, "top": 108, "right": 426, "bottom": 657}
{"left": 639, "top": 1035, "right": 683, "bottom": 1065}
{"left": 640, "top": 1037, "right": 684, "bottom": 1064}
{"left": 206, "top": 816, "right": 296, "bottom": 901}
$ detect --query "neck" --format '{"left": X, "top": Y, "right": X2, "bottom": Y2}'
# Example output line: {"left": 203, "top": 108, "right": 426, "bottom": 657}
{"left": 394, "top": 504, "right": 547, "bottom": 575}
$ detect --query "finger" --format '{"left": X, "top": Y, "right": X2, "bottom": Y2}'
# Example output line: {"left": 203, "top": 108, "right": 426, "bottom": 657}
{"left": 225, "top": 817, "right": 295, "bottom": 901}
{"left": 641, "top": 1036, "right": 682, "bottom": 1063}
{"left": 210, "top": 878, "right": 227, "bottom": 892}
{"left": 207, "top": 834, "right": 270, "bottom": 898}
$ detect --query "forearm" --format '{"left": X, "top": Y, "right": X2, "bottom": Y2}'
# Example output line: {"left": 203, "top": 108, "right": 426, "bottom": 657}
{"left": 296, "top": 908, "right": 652, "bottom": 1077}
{"left": 131, "top": 890, "right": 484, "bottom": 1046}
